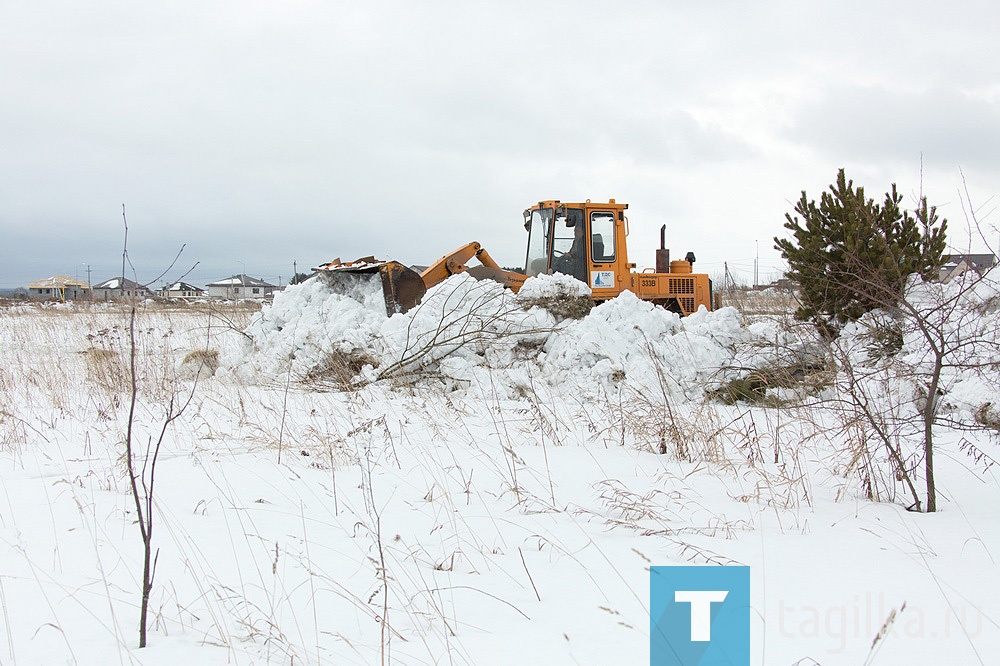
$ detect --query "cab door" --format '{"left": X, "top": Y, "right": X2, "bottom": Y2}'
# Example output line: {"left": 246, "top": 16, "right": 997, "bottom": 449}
{"left": 587, "top": 208, "right": 622, "bottom": 299}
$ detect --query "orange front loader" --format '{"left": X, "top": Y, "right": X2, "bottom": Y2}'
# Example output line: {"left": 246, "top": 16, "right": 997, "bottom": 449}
{"left": 317, "top": 199, "right": 713, "bottom": 316}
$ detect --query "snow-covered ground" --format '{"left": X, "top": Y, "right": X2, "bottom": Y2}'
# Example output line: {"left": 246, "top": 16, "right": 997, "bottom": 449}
{"left": 1, "top": 275, "right": 999, "bottom": 665}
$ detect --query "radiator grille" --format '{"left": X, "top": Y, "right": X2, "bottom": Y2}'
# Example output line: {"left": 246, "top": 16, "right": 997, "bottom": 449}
{"left": 679, "top": 297, "right": 696, "bottom": 313}
{"left": 669, "top": 278, "right": 695, "bottom": 294}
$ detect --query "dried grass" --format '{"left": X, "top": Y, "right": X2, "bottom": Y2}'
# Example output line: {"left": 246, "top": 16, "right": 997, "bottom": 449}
{"left": 301, "top": 349, "right": 379, "bottom": 391}
{"left": 724, "top": 287, "right": 799, "bottom": 317}
{"left": 181, "top": 349, "right": 220, "bottom": 379}
{"left": 517, "top": 294, "right": 593, "bottom": 320}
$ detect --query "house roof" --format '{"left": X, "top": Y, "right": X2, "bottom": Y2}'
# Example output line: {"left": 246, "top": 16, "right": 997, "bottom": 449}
{"left": 943, "top": 254, "right": 997, "bottom": 269}
{"left": 206, "top": 274, "right": 277, "bottom": 288}
{"left": 92, "top": 277, "right": 150, "bottom": 291}
{"left": 163, "top": 281, "right": 205, "bottom": 292}
{"left": 26, "top": 275, "right": 91, "bottom": 289}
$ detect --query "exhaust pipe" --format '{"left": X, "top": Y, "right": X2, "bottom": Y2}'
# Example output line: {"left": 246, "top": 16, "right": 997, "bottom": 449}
{"left": 655, "top": 224, "right": 670, "bottom": 273}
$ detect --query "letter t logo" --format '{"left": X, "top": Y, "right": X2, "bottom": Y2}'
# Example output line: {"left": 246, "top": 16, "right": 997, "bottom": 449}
{"left": 674, "top": 590, "right": 729, "bottom": 641}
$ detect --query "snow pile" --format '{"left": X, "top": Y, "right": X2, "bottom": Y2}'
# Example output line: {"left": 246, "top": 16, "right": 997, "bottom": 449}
{"left": 234, "top": 275, "right": 388, "bottom": 378}
{"left": 836, "top": 270, "right": 1000, "bottom": 424}
{"left": 535, "top": 292, "right": 747, "bottom": 399}
{"left": 232, "top": 273, "right": 554, "bottom": 383}
{"left": 232, "top": 273, "right": 775, "bottom": 399}
{"left": 375, "top": 273, "right": 554, "bottom": 381}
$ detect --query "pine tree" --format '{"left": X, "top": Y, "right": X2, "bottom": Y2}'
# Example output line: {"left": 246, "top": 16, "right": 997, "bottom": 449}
{"left": 775, "top": 169, "right": 947, "bottom": 332}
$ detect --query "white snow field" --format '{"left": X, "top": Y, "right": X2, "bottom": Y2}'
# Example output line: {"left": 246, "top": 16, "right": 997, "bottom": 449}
{"left": 1, "top": 273, "right": 999, "bottom": 665}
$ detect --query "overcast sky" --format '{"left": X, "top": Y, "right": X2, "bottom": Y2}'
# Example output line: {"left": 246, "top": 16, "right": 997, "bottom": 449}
{"left": 2, "top": 1, "right": 998, "bottom": 289}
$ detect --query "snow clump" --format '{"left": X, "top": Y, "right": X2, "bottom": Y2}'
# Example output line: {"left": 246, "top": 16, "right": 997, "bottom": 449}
{"left": 515, "top": 272, "right": 594, "bottom": 320}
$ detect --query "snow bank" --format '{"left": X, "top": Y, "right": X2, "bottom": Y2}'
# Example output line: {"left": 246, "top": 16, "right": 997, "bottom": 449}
{"left": 231, "top": 273, "right": 773, "bottom": 400}
{"left": 538, "top": 293, "right": 746, "bottom": 398}
{"left": 234, "top": 276, "right": 387, "bottom": 378}
{"left": 376, "top": 273, "right": 554, "bottom": 379}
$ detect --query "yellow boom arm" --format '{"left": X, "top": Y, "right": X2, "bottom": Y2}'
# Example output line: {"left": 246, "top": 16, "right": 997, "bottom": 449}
{"left": 419, "top": 242, "right": 527, "bottom": 292}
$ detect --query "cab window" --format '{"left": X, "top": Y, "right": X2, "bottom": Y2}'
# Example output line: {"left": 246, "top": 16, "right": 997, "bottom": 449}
{"left": 590, "top": 211, "right": 616, "bottom": 263}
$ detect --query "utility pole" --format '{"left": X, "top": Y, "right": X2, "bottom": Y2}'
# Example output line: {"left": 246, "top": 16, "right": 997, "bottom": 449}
{"left": 754, "top": 240, "right": 759, "bottom": 289}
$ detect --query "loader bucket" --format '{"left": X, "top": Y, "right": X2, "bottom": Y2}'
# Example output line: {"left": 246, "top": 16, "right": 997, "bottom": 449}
{"left": 315, "top": 257, "right": 427, "bottom": 315}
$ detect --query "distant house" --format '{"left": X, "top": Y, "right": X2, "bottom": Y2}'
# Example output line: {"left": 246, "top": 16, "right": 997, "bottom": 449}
{"left": 92, "top": 277, "right": 154, "bottom": 301}
{"left": 205, "top": 274, "right": 278, "bottom": 299}
{"left": 767, "top": 277, "right": 797, "bottom": 291}
{"left": 26, "top": 275, "right": 91, "bottom": 301}
{"left": 939, "top": 254, "right": 997, "bottom": 282}
{"left": 158, "top": 281, "right": 206, "bottom": 299}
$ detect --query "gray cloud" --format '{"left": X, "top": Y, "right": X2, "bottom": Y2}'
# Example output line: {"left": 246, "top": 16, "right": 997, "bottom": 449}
{"left": 785, "top": 85, "right": 1000, "bottom": 170}
{"left": 2, "top": 1, "right": 999, "bottom": 288}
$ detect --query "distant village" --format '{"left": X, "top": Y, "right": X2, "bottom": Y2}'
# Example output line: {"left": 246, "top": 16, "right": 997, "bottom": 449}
{"left": 3, "top": 253, "right": 995, "bottom": 302}
{"left": 8, "top": 273, "right": 287, "bottom": 302}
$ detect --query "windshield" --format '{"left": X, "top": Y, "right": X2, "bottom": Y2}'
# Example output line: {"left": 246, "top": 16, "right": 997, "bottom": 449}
{"left": 550, "top": 208, "right": 587, "bottom": 282}
{"left": 524, "top": 207, "right": 553, "bottom": 277}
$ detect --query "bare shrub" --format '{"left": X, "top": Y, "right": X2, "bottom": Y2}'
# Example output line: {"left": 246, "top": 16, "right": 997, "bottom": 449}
{"left": 826, "top": 261, "right": 1000, "bottom": 512}
{"left": 836, "top": 413, "right": 912, "bottom": 504}
{"left": 377, "top": 278, "right": 557, "bottom": 383}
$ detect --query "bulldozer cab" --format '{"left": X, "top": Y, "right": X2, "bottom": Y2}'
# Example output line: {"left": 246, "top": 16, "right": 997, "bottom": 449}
{"left": 524, "top": 199, "right": 628, "bottom": 296}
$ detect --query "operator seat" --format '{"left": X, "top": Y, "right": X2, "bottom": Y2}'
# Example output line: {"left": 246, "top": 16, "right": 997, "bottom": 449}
{"left": 592, "top": 234, "right": 606, "bottom": 263}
